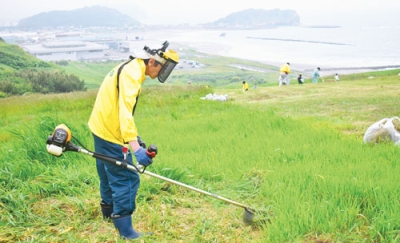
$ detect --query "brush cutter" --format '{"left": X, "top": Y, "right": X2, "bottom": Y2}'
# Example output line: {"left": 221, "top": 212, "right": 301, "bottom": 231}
{"left": 46, "top": 124, "right": 261, "bottom": 225}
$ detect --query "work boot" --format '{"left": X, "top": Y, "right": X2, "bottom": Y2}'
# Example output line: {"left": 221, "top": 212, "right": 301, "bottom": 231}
{"left": 100, "top": 200, "right": 113, "bottom": 220}
{"left": 112, "top": 214, "right": 141, "bottom": 239}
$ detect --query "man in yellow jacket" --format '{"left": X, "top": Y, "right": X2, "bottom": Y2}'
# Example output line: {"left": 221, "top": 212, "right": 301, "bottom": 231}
{"left": 88, "top": 41, "right": 179, "bottom": 240}
{"left": 278, "top": 62, "right": 291, "bottom": 86}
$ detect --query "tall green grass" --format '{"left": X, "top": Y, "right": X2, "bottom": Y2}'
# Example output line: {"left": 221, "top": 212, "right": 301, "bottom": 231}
{"left": 0, "top": 76, "right": 399, "bottom": 242}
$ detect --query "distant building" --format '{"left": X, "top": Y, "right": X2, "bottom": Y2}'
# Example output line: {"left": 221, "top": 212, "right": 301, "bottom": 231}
{"left": 118, "top": 41, "right": 130, "bottom": 52}
{"left": 21, "top": 41, "right": 109, "bottom": 61}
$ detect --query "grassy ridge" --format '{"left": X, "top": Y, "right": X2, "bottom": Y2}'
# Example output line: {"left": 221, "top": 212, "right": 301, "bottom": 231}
{"left": 59, "top": 62, "right": 116, "bottom": 89}
{"left": 0, "top": 69, "right": 400, "bottom": 242}
{"left": 60, "top": 51, "right": 281, "bottom": 89}
{"left": 225, "top": 69, "right": 400, "bottom": 138}
{"left": 0, "top": 41, "right": 53, "bottom": 71}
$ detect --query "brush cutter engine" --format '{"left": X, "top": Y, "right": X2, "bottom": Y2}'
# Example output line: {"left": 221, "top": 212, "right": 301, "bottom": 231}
{"left": 46, "top": 124, "right": 157, "bottom": 162}
{"left": 46, "top": 124, "right": 72, "bottom": 156}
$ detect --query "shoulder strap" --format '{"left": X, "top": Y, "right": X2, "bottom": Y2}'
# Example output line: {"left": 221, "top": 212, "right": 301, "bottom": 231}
{"left": 117, "top": 55, "right": 135, "bottom": 91}
{"left": 116, "top": 56, "right": 139, "bottom": 115}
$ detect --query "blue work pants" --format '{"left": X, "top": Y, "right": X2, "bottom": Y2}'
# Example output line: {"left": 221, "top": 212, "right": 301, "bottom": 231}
{"left": 93, "top": 134, "right": 140, "bottom": 216}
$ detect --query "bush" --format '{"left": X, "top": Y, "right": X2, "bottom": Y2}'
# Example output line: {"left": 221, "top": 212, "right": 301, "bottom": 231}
{"left": 29, "top": 70, "right": 86, "bottom": 93}
{"left": 0, "top": 69, "right": 86, "bottom": 96}
{"left": 0, "top": 90, "right": 7, "bottom": 98}
{"left": 55, "top": 60, "right": 69, "bottom": 66}
{"left": 230, "top": 76, "right": 241, "bottom": 83}
{"left": 0, "top": 80, "right": 15, "bottom": 94}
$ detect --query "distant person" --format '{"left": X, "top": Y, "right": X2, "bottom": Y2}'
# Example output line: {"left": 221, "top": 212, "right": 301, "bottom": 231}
{"left": 312, "top": 67, "right": 321, "bottom": 83}
{"left": 297, "top": 74, "right": 304, "bottom": 84}
{"left": 253, "top": 83, "right": 258, "bottom": 89}
{"left": 242, "top": 81, "right": 249, "bottom": 91}
{"left": 335, "top": 73, "right": 340, "bottom": 81}
{"left": 278, "top": 62, "right": 291, "bottom": 86}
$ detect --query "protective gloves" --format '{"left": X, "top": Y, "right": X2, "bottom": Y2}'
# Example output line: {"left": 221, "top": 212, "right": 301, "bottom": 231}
{"left": 134, "top": 147, "right": 153, "bottom": 167}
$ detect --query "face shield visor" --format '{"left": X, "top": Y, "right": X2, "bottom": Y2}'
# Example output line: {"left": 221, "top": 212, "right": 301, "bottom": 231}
{"left": 158, "top": 50, "right": 179, "bottom": 83}
{"left": 138, "top": 41, "right": 179, "bottom": 83}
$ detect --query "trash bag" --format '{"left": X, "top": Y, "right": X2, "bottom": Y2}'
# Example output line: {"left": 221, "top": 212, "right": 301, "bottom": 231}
{"left": 382, "top": 116, "right": 400, "bottom": 144}
{"left": 200, "top": 93, "right": 228, "bottom": 102}
{"left": 363, "top": 117, "right": 400, "bottom": 145}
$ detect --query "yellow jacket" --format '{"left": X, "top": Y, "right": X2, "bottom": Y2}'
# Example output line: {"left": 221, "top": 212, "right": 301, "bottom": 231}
{"left": 243, "top": 82, "right": 249, "bottom": 91}
{"left": 280, "top": 63, "right": 291, "bottom": 74}
{"left": 88, "top": 58, "right": 145, "bottom": 145}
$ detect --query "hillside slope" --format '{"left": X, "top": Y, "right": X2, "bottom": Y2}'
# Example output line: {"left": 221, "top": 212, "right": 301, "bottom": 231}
{"left": 0, "top": 40, "right": 86, "bottom": 97}
{"left": 0, "top": 39, "right": 52, "bottom": 71}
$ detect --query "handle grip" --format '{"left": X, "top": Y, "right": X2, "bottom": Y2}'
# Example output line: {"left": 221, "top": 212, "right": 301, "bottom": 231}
{"left": 146, "top": 144, "right": 157, "bottom": 158}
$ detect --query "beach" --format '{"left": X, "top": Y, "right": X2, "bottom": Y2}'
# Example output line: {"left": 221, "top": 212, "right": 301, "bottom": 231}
{"left": 118, "top": 25, "right": 400, "bottom": 76}
{"left": 149, "top": 26, "right": 400, "bottom": 76}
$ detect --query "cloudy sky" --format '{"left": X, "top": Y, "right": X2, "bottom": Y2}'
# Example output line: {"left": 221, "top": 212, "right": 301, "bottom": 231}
{"left": 1, "top": 0, "right": 399, "bottom": 26}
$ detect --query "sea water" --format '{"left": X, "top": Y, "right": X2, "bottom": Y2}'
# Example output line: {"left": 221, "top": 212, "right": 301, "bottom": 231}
{"left": 162, "top": 24, "right": 400, "bottom": 70}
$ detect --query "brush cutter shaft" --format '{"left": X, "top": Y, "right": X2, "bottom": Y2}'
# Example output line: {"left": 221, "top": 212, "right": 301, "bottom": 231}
{"left": 77, "top": 147, "right": 251, "bottom": 210}
{"left": 143, "top": 170, "right": 250, "bottom": 209}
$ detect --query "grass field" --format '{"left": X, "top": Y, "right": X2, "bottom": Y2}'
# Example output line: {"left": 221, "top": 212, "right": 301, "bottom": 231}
{"left": 0, "top": 59, "right": 399, "bottom": 242}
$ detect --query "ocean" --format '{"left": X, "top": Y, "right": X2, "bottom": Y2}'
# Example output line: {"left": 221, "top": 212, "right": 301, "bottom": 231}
{"left": 138, "top": 24, "right": 400, "bottom": 74}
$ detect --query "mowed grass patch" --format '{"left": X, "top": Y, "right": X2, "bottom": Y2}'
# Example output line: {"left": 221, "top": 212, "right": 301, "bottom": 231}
{"left": 224, "top": 72, "right": 400, "bottom": 138}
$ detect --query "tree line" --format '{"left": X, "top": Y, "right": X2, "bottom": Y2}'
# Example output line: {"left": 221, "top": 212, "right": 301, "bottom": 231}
{"left": 0, "top": 69, "right": 86, "bottom": 98}
{"left": 0, "top": 40, "right": 87, "bottom": 98}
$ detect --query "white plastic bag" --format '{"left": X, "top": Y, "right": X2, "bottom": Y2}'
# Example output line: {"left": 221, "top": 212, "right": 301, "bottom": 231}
{"left": 363, "top": 117, "right": 400, "bottom": 144}
{"left": 200, "top": 93, "right": 228, "bottom": 102}
{"left": 382, "top": 116, "right": 400, "bottom": 144}
{"left": 363, "top": 118, "right": 390, "bottom": 144}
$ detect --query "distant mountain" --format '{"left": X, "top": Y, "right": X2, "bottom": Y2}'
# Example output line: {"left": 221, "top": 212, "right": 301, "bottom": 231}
{"left": 17, "top": 6, "right": 141, "bottom": 29}
{"left": 206, "top": 8, "right": 300, "bottom": 28}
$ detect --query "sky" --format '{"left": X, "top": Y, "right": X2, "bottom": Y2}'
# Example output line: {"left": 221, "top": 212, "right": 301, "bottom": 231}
{"left": 1, "top": 0, "right": 400, "bottom": 27}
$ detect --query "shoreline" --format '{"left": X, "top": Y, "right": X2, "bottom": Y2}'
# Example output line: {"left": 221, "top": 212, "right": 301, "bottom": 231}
{"left": 123, "top": 29, "right": 400, "bottom": 77}
{"left": 222, "top": 57, "right": 400, "bottom": 77}
{"left": 173, "top": 41, "right": 399, "bottom": 77}
{"left": 225, "top": 59, "right": 400, "bottom": 77}
{"left": 305, "top": 65, "right": 400, "bottom": 76}
{"left": 292, "top": 64, "right": 400, "bottom": 76}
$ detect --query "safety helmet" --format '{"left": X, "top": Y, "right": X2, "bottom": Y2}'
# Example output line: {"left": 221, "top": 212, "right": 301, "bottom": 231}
{"left": 133, "top": 41, "right": 179, "bottom": 83}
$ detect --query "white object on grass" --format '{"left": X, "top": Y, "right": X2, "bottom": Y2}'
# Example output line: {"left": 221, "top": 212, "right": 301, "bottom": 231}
{"left": 200, "top": 93, "right": 228, "bottom": 101}
{"left": 363, "top": 117, "right": 400, "bottom": 145}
